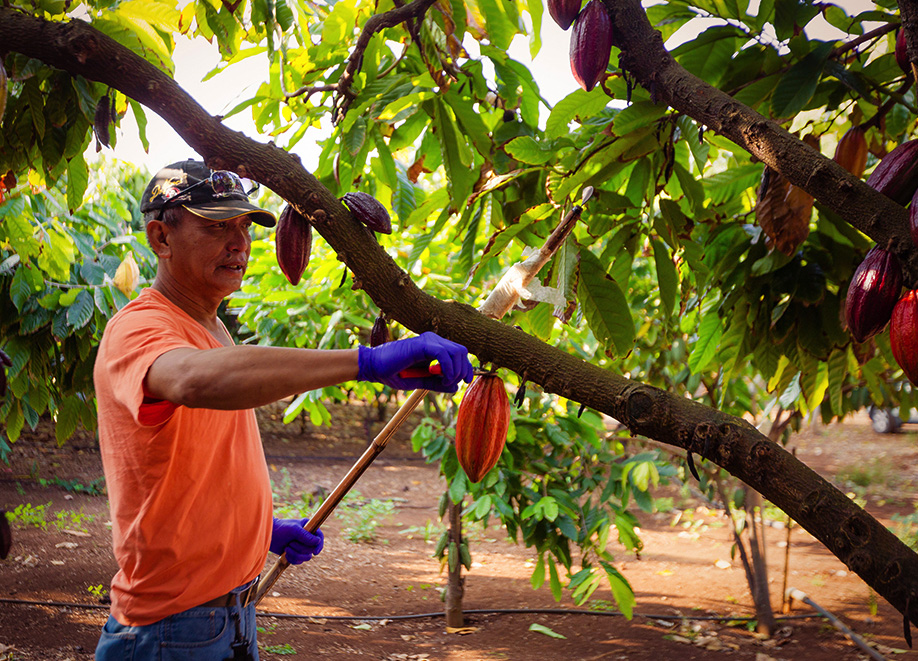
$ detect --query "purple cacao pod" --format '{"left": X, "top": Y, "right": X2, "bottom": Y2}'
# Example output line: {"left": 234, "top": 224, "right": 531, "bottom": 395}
{"left": 569, "top": 0, "right": 613, "bottom": 92}
{"left": 548, "top": 0, "right": 582, "bottom": 30}
{"left": 845, "top": 246, "right": 903, "bottom": 343}
{"left": 866, "top": 139, "right": 918, "bottom": 206}
{"left": 275, "top": 204, "right": 313, "bottom": 286}
{"left": 897, "top": 29, "right": 910, "bottom": 74}
{"left": 341, "top": 191, "right": 392, "bottom": 234}
{"left": 370, "top": 313, "right": 391, "bottom": 347}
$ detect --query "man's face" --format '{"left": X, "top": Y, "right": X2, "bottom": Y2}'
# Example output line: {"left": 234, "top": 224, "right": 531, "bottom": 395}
{"left": 163, "top": 209, "right": 254, "bottom": 299}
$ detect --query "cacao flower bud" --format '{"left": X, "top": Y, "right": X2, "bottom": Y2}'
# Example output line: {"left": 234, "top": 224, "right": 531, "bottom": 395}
{"left": 897, "top": 28, "right": 910, "bottom": 74}
{"left": 866, "top": 139, "right": 918, "bottom": 205}
{"left": 370, "top": 313, "right": 391, "bottom": 347}
{"left": 845, "top": 246, "right": 902, "bottom": 343}
{"left": 341, "top": 191, "right": 392, "bottom": 234}
{"left": 891, "top": 290, "right": 918, "bottom": 385}
{"left": 275, "top": 203, "right": 313, "bottom": 286}
{"left": 112, "top": 252, "right": 140, "bottom": 296}
{"left": 455, "top": 372, "right": 510, "bottom": 483}
{"left": 548, "top": 0, "right": 582, "bottom": 30}
{"left": 569, "top": 0, "right": 613, "bottom": 92}
{"left": 833, "top": 126, "right": 868, "bottom": 178}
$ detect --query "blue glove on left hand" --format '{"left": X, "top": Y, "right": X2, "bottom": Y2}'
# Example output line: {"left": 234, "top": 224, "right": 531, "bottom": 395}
{"left": 357, "top": 331, "right": 473, "bottom": 393}
{"left": 270, "top": 517, "right": 324, "bottom": 565}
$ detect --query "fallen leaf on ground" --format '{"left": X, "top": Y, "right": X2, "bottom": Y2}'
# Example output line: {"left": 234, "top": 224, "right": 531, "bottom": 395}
{"left": 528, "top": 623, "right": 566, "bottom": 639}
{"left": 445, "top": 626, "right": 478, "bottom": 635}
{"left": 62, "top": 529, "right": 91, "bottom": 538}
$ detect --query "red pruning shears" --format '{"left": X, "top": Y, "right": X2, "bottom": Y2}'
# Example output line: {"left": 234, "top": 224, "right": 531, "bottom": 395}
{"left": 398, "top": 362, "right": 442, "bottom": 378}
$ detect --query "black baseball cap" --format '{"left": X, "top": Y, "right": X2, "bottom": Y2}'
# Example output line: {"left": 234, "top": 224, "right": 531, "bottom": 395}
{"left": 140, "top": 160, "right": 276, "bottom": 227}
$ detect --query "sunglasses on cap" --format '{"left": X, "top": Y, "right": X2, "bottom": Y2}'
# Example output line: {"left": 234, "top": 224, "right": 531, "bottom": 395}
{"left": 159, "top": 170, "right": 260, "bottom": 212}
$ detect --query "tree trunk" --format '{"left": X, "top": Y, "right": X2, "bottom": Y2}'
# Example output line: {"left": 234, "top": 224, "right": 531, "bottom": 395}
{"left": 445, "top": 498, "right": 464, "bottom": 628}
{"left": 3, "top": 9, "right": 918, "bottom": 631}
{"left": 746, "top": 489, "right": 776, "bottom": 635}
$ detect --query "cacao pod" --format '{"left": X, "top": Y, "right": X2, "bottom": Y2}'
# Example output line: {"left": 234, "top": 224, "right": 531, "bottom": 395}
{"left": 833, "top": 126, "right": 868, "bottom": 178}
{"left": 891, "top": 290, "right": 918, "bottom": 385}
{"left": 866, "top": 139, "right": 918, "bottom": 205}
{"left": 897, "top": 28, "right": 910, "bottom": 74}
{"left": 341, "top": 191, "right": 392, "bottom": 234}
{"left": 455, "top": 372, "right": 510, "bottom": 483}
{"left": 94, "top": 95, "right": 112, "bottom": 150}
{"left": 370, "top": 313, "right": 391, "bottom": 347}
{"left": 569, "top": 0, "right": 613, "bottom": 92}
{"left": 909, "top": 187, "right": 918, "bottom": 249}
{"left": 112, "top": 252, "right": 140, "bottom": 296}
{"left": 275, "top": 204, "right": 313, "bottom": 286}
{"left": 845, "top": 246, "right": 902, "bottom": 343}
{"left": 548, "top": 0, "right": 582, "bottom": 30}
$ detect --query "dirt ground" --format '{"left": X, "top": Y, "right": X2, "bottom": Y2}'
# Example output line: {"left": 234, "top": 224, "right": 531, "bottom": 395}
{"left": 1, "top": 400, "right": 917, "bottom": 660}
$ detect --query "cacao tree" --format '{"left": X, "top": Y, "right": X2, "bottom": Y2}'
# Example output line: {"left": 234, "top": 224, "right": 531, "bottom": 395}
{"left": 4, "top": 0, "right": 918, "bottom": 639}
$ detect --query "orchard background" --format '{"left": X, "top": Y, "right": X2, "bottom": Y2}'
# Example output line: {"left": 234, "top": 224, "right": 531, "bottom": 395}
{"left": 2, "top": 0, "right": 918, "bottom": 646}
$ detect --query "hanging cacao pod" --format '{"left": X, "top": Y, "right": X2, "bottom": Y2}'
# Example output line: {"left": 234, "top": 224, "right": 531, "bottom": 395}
{"left": 569, "top": 0, "right": 613, "bottom": 92}
{"left": 370, "top": 313, "right": 391, "bottom": 347}
{"left": 548, "top": 0, "right": 582, "bottom": 30}
{"left": 455, "top": 372, "right": 510, "bottom": 483}
{"left": 890, "top": 290, "right": 918, "bottom": 385}
{"left": 845, "top": 246, "right": 902, "bottom": 343}
{"left": 865, "top": 139, "right": 918, "bottom": 205}
{"left": 341, "top": 191, "right": 392, "bottom": 234}
{"left": 275, "top": 204, "right": 313, "bottom": 286}
{"left": 897, "top": 29, "right": 910, "bottom": 74}
{"left": 833, "top": 126, "right": 868, "bottom": 178}
{"left": 112, "top": 252, "right": 140, "bottom": 296}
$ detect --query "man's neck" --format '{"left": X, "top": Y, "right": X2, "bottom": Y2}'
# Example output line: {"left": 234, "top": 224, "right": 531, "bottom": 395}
{"left": 151, "top": 278, "right": 222, "bottom": 332}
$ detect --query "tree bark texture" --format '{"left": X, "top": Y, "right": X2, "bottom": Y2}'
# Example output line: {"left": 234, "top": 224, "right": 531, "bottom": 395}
{"left": 446, "top": 499, "right": 464, "bottom": 629}
{"left": 2, "top": 7, "right": 918, "bottom": 631}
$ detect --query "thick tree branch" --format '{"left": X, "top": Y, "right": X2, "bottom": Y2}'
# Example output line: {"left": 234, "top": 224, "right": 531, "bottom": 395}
{"left": 2, "top": 7, "right": 917, "bottom": 633}
{"left": 604, "top": 0, "right": 918, "bottom": 285}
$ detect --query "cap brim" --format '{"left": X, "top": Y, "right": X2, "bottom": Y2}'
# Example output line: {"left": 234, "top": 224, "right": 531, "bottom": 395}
{"left": 184, "top": 200, "right": 277, "bottom": 227}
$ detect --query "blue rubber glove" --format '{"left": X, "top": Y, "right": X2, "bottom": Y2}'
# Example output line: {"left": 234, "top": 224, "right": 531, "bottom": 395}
{"left": 358, "top": 331, "right": 473, "bottom": 393}
{"left": 270, "top": 517, "right": 324, "bottom": 565}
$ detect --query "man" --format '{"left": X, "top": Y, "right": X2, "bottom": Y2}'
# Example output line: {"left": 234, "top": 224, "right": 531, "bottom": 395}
{"left": 93, "top": 160, "right": 473, "bottom": 660}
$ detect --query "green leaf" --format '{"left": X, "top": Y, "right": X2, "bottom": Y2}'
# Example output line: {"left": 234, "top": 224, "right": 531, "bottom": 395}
{"left": 578, "top": 248, "right": 635, "bottom": 356}
{"left": 128, "top": 100, "right": 150, "bottom": 152}
{"left": 505, "top": 136, "right": 554, "bottom": 165}
{"left": 770, "top": 41, "right": 834, "bottom": 118}
{"left": 688, "top": 309, "right": 723, "bottom": 373}
{"left": 601, "top": 561, "right": 635, "bottom": 619}
{"left": 67, "top": 155, "right": 89, "bottom": 213}
{"left": 449, "top": 470, "right": 467, "bottom": 503}
{"left": 613, "top": 101, "right": 668, "bottom": 135}
{"left": 548, "top": 558, "right": 563, "bottom": 601}
{"left": 530, "top": 554, "right": 546, "bottom": 589}
{"left": 652, "top": 239, "right": 678, "bottom": 318}
{"left": 66, "top": 289, "right": 94, "bottom": 329}
{"left": 275, "top": 0, "right": 295, "bottom": 31}
{"left": 529, "top": 623, "right": 566, "bottom": 639}
{"left": 545, "top": 88, "right": 610, "bottom": 140}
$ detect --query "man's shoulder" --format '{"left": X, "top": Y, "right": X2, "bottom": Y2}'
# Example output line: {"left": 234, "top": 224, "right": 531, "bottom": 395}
{"left": 105, "top": 289, "right": 182, "bottom": 334}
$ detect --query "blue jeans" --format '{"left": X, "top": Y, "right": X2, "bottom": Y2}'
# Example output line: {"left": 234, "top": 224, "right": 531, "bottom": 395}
{"left": 94, "top": 584, "right": 259, "bottom": 660}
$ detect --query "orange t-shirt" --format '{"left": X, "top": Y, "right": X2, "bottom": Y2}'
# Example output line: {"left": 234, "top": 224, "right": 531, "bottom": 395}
{"left": 94, "top": 288, "right": 272, "bottom": 626}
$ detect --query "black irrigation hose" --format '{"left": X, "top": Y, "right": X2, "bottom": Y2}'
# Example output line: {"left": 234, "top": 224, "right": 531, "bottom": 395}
{"left": 0, "top": 596, "right": 824, "bottom": 623}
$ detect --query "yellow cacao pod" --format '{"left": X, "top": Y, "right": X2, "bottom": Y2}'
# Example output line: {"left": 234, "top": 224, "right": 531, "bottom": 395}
{"left": 113, "top": 253, "right": 139, "bottom": 296}
{"left": 833, "top": 126, "right": 868, "bottom": 178}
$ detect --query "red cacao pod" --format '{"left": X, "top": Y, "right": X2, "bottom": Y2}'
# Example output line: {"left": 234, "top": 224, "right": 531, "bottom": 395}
{"left": 455, "top": 373, "right": 510, "bottom": 483}
{"left": 569, "top": 0, "right": 613, "bottom": 92}
{"left": 891, "top": 290, "right": 918, "bottom": 385}
{"left": 866, "top": 139, "right": 918, "bottom": 205}
{"left": 548, "top": 0, "right": 582, "bottom": 30}
{"left": 275, "top": 204, "right": 312, "bottom": 286}
{"left": 370, "top": 313, "right": 391, "bottom": 347}
{"left": 845, "top": 246, "right": 902, "bottom": 343}
{"left": 897, "top": 29, "right": 910, "bottom": 74}
{"left": 341, "top": 191, "right": 392, "bottom": 234}
{"left": 833, "top": 126, "right": 868, "bottom": 178}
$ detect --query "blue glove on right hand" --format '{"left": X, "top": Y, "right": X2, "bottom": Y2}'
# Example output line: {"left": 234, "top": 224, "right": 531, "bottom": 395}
{"left": 358, "top": 331, "right": 473, "bottom": 392}
{"left": 270, "top": 517, "right": 324, "bottom": 565}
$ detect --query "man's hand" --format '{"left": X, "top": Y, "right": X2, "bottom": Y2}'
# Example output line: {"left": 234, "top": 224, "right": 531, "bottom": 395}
{"left": 270, "top": 517, "right": 324, "bottom": 565}
{"left": 357, "top": 331, "right": 473, "bottom": 392}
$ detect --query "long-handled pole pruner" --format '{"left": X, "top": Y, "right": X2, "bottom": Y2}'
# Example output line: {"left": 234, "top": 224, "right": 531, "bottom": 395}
{"left": 247, "top": 186, "right": 593, "bottom": 608}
